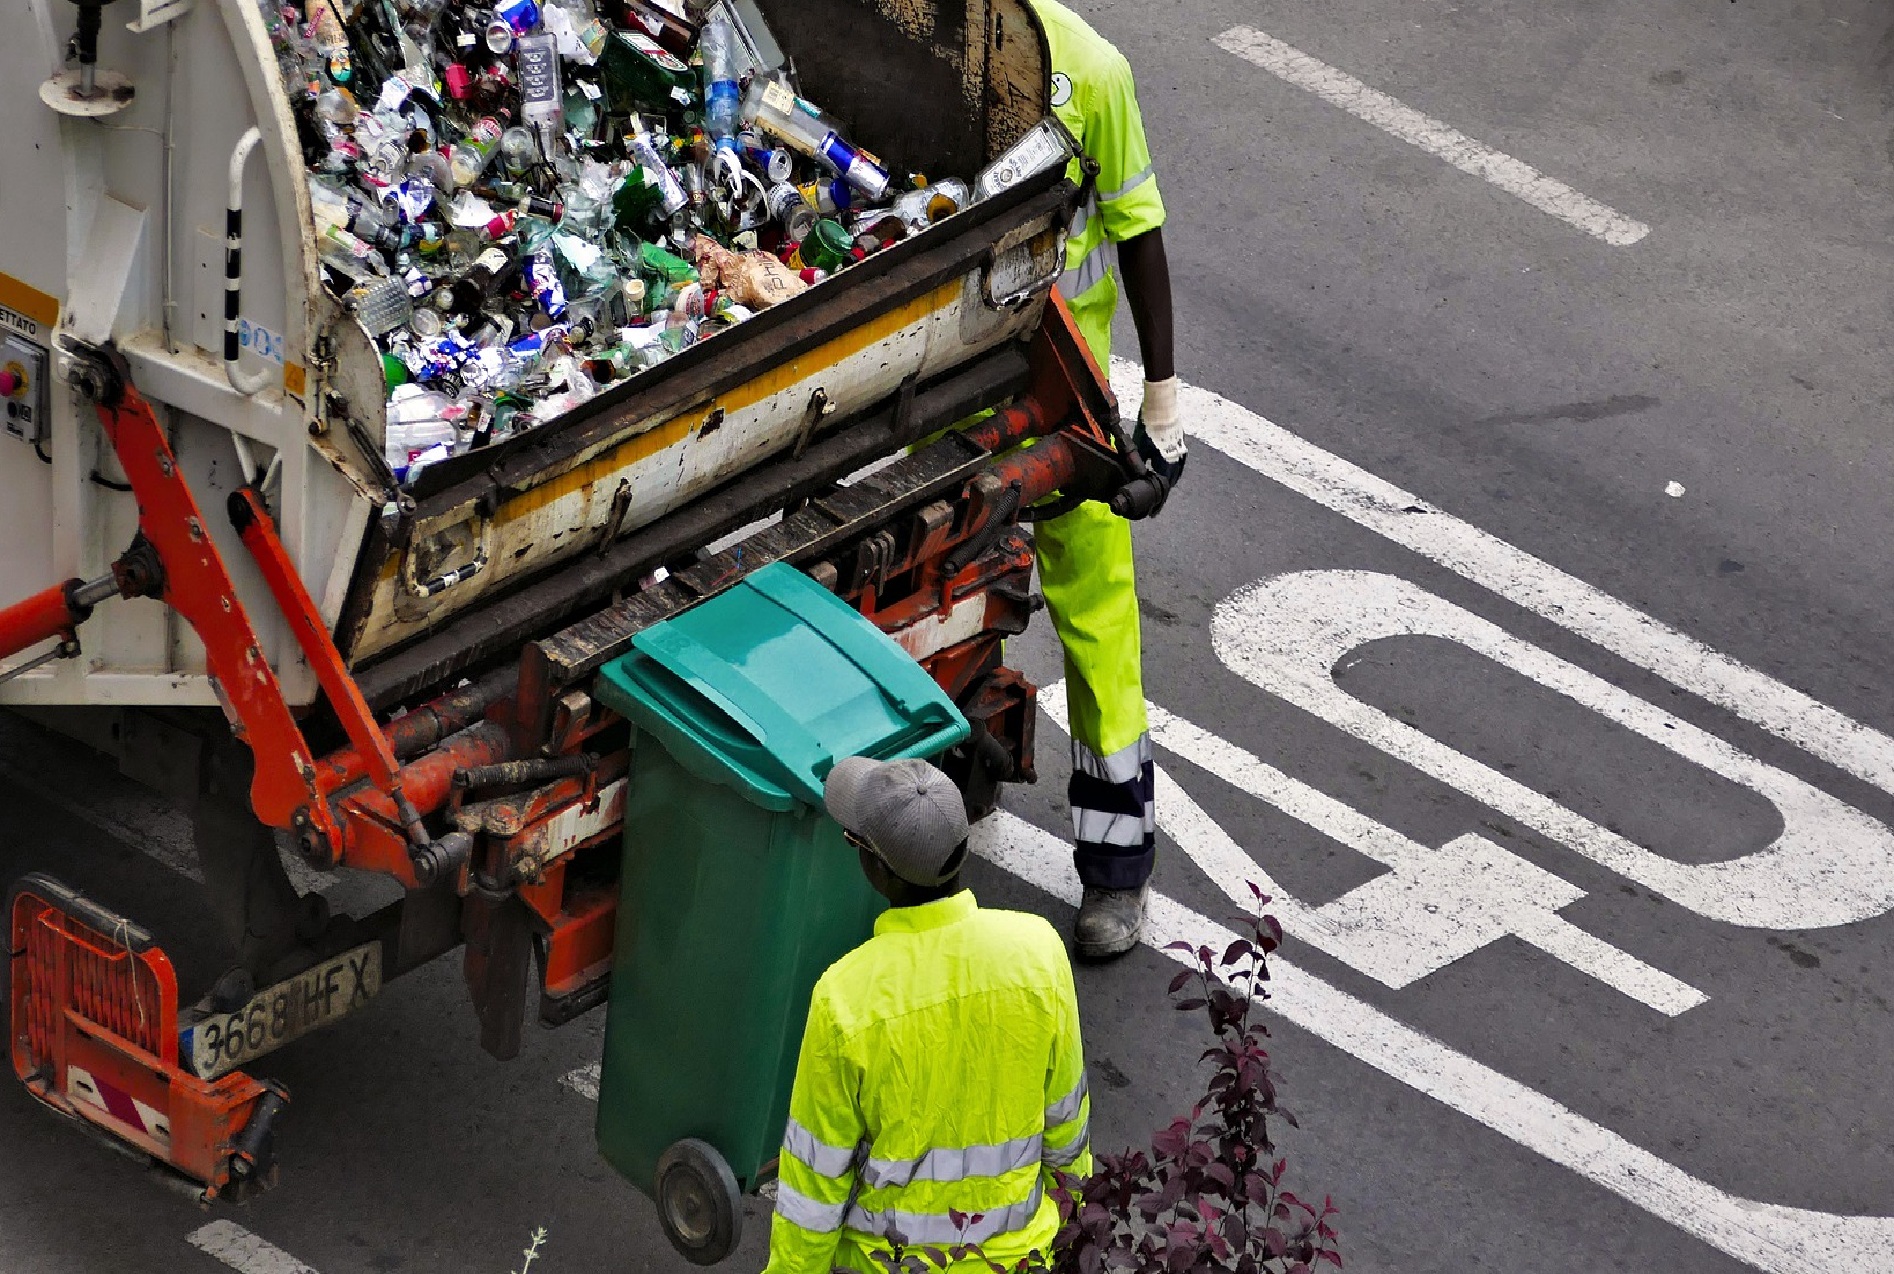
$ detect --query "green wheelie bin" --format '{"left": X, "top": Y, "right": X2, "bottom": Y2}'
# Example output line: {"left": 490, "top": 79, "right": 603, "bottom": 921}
{"left": 592, "top": 562, "right": 970, "bottom": 1265}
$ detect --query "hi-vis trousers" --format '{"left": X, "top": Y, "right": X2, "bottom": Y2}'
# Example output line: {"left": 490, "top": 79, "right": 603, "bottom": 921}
{"left": 1036, "top": 498, "right": 1154, "bottom": 890}
{"left": 1035, "top": 273, "right": 1154, "bottom": 892}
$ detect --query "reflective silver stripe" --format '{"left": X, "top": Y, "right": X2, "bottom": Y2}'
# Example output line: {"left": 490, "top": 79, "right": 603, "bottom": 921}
{"left": 1074, "top": 807, "right": 1148, "bottom": 848}
{"left": 847, "top": 1181, "right": 1044, "bottom": 1245}
{"left": 1057, "top": 238, "right": 1118, "bottom": 299}
{"left": 1043, "top": 1122, "right": 1091, "bottom": 1169}
{"left": 1072, "top": 734, "right": 1151, "bottom": 787}
{"left": 782, "top": 1118, "right": 860, "bottom": 1179}
{"left": 775, "top": 1182, "right": 850, "bottom": 1234}
{"left": 1098, "top": 164, "right": 1155, "bottom": 203}
{"left": 1045, "top": 1071, "right": 1089, "bottom": 1126}
{"left": 1068, "top": 198, "right": 1095, "bottom": 241}
{"left": 861, "top": 1133, "right": 1042, "bottom": 1189}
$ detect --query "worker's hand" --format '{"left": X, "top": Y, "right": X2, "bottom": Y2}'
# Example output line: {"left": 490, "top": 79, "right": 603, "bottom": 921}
{"left": 1131, "top": 376, "right": 1185, "bottom": 514}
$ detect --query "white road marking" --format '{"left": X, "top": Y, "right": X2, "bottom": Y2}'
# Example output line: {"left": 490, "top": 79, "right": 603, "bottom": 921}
{"left": 1213, "top": 570, "right": 1894, "bottom": 930}
{"left": 1213, "top": 26, "right": 1651, "bottom": 246}
{"left": 1047, "top": 681, "right": 1704, "bottom": 1014}
{"left": 1112, "top": 359, "right": 1894, "bottom": 804}
{"left": 973, "top": 811, "right": 1894, "bottom": 1273}
{"left": 561, "top": 1061, "right": 601, "bottom": 1102}
{"left": 186, "top": 1221, "right": 319, "bottom": 1274}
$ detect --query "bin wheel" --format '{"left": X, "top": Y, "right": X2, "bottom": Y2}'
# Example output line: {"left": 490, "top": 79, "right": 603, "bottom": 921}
{"left": 654, "top": 1138, "right": 743, "bottom": 1265}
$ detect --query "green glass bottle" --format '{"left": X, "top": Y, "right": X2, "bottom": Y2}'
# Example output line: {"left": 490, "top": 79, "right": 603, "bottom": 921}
{"left": 638, "top": 240, "right": 699, "bottom": 286}
{"left": 600, "top": 30, "right": 697, "bottom": 114}
{"left": 802, "top": 219, "right": 855, "bottom": 273}
{"left": 613, "top": 167, "right": 665, "bottom": 230}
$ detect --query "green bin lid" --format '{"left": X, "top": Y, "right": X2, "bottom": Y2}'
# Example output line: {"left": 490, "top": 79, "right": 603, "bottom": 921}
{"left": 594, "top": 563, "right": 971, "bottom": 811}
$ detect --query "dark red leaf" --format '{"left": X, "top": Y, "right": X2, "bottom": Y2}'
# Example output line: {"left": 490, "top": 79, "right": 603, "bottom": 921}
{"left": 1174, "top": 998, "right": 1207, "bottom": 1012}
{"left": 1168, "top": 969, "right": 1194, "bottom": 994}
{"left": 1317, "top": 1250, "right": 1344, "bottom": 1267}
{"left": 1163, "top": 940, "right": 1195, "bottom": 954}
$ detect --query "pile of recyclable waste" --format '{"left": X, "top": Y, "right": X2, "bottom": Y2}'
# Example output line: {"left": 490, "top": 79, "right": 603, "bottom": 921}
{"left": 263, "top": 0, "right": 996, "bottom": 482}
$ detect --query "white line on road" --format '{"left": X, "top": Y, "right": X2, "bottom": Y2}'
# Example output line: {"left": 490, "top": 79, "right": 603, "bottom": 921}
{"left": 561, "top": 1061, "right": 601, "bottom": 1101}
{"left": 1045, "top": 680, "right": 1705, "bottom": 1014}
{"left": 1112, "top": 359, "right": 1894, "bottom": 810}
{"left": 1211, "top": 569, "right": 1894, "bottom": 930}
{"left": 186, "top": 1221, "right": 319, "bottom": 1274}
{"left": 973, "top": 812, "right": 1894, "bottom": 1273}
{"left": 1213, "top": 26, "right": 1651, "bottom": 246}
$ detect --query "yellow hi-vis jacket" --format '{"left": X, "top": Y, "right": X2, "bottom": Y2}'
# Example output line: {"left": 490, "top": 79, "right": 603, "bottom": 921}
{"left": 763, "top": 891, "right": 1093, "bottom": 1272}
{"left": 1031, "top": 0, "right": 1168, "bottom": 367}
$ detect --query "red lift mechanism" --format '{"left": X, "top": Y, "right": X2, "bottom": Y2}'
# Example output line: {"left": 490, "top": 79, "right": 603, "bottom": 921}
{"left": 0, "top": 293, "right": 1136, "bottom": 1161}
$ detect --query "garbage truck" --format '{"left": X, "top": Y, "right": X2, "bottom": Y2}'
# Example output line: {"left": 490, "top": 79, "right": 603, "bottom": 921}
{"left": 0, "top": 0, "right": 1163, "bottom": 1257}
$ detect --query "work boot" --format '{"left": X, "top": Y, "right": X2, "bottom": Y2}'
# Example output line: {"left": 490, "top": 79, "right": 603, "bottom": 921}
{"left": 1074, "top": 885, "right": 1148, "bottom": 960}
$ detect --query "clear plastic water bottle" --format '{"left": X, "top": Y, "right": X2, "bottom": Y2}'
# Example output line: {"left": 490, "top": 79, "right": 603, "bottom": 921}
{"left": 699, "top": 16, "right": 742, "bottom": 163}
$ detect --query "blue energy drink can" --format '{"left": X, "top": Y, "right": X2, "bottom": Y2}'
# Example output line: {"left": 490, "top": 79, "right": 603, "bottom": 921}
{"left": 494, "top": 0, "right": 539, "bottom": 36}
{"left": 526, "top": 251, "right": 568, "bottom": 320}
{"left": 814, "top": 133, "right": 890, "bottom": 202}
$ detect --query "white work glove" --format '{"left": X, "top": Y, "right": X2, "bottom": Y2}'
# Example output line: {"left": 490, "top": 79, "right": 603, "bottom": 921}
{"left": 1129, "top": 377, "right": 1186, "bottom": 514}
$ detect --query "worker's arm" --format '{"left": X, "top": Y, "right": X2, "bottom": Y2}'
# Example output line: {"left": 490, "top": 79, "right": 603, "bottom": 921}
{"left": 1041, "top": 956, "right": 1094, "bottom": 1182}
{"left": 764, "top": 993, "right": 865, "bottom": 1274}
{"left": 1085, "top": 52, "right": 1184, "bottom": 491}
{"left": 1117, "top": 228, "right": 1173, "bottom": 383}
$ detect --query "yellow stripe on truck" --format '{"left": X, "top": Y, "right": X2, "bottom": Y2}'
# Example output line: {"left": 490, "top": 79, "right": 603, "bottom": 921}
{"left": 500, "top": 280, "right": 960, "bottom": 525}
{"left": 0, "top": 272, "right": 59, "bottom": 329}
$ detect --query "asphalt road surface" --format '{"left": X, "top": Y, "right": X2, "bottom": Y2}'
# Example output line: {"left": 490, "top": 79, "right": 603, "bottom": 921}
{"left": 5, "top": 0, "right": 1893, "bottom": 1269}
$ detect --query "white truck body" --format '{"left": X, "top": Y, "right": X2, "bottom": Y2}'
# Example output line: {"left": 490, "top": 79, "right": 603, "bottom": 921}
{"left": 0, "top": 0, "right": 1058, "bottom": 709}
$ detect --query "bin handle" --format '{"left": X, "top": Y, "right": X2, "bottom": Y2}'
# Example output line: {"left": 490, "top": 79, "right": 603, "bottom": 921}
{"left": 635, "top": 626, "right": 833, "bottom": 792}
{"left": 745, "top": 568, "right": 952, "bottom": 725}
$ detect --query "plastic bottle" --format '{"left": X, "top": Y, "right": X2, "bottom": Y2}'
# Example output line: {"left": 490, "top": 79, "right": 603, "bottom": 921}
{"left": 741, "top": 74, "right": 890, "bottom": 201}
{"left": 624, "top": 121, "right": 688, "bottom": 218}
{"left": 699, "top": 17, "right": 742, "bottom": 165}
{"left": 315, "top": 86, "right": 359, "bottom": 125}
{"left": 317, "top": 222, "right": 391, "bottom": 279}
{"left": 545, "top": 0, "right": 607, "bottom": 61}
{"left": 384, "top": 387, "right": 461, "bottom": 478}
{"left": 448, "top": 116, "right": 507, "bottom": 187}
{"left": 499, "top": 124, "right": 540, "bottom": 175}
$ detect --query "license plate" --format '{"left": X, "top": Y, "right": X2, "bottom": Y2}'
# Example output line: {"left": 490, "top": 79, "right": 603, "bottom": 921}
{"left": 183, "top": 942, "right": 382, "bottom": 1079}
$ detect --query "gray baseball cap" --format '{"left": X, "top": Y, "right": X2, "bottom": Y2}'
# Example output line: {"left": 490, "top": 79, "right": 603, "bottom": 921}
{"left": 824, "top": 756, "right": 970, "bottom": 887}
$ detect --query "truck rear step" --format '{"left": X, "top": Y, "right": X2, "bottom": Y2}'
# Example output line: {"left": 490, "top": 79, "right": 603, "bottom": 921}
{"left": 8, "top": 873, "right": 287, "bottom": 1200}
